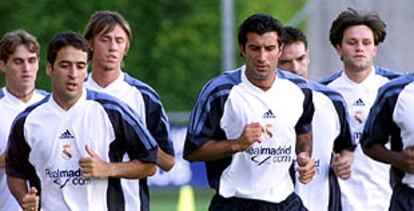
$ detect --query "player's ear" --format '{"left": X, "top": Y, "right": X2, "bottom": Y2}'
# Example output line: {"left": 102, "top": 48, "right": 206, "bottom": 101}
{"left": 46, "top": 62, "right": 53, "bottom": 76}
{"left": 239, "top": 44, "right": 246, "bottom": 58}
{"left": 0, "top": 60, "right": 5, "bottom": 73}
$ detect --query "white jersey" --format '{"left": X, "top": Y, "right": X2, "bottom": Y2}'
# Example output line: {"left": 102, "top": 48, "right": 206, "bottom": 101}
{"left": 362, "top": 73, "right": 414, "bottom": 188}
{"left": 84, "top": 72, "right": 173, "bottom": 211}
{"left": 184, "top": 67, "right": 314, "bottom": 203}
{"left": 320, "top": 66, "right": 401, "bottom": 211}
{"left": 6, "top": 89, "right": 158, "bottom": 211}
{"left": 0, "top": 87, "right": 46, "bottom": 211}
{"left": 295, "top": 82, "right": 355, "bottom": 211}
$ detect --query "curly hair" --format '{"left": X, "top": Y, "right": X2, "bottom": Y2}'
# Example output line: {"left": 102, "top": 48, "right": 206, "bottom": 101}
{"left": 329, "top": 8, "right": 386, "bottom": 47}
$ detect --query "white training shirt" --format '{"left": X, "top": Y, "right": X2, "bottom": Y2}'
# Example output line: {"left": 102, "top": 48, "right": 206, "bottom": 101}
{"left": 362, "top": 73, "right": 414, "bottom": 189}
{"left": 6, "top": 89, "right": 158, "bottom": 211}
{"left": 294, "top": 81, "right": 355, "bottom": 211}
{"left": 184, "top": 67, "right": 314, "bottom": 203}
{"left": 0, "top": 87, "right": 46, "bottom": 211}
{"left": 84, "top": 72, "right": 173, "bottom": 211}
{"left": 320, "top": 66, "right": 401, "bottom": 211}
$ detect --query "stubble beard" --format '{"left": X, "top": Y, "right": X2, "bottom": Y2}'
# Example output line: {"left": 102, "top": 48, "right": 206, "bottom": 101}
{"left": 344, "top": 59, "right": 372, "bottom": 73}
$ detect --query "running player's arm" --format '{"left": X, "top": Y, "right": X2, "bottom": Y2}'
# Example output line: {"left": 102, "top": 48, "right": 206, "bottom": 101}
{"left": 331, "top": 94, "right": 355, "bottom": 179}
{"left": 295, "top": 86, "right": 315, "bottom": 184}
{"left": 296, "top": 131, "right": 312, "bottom": 156}
{"left": 91, "top": 101, "right": 159, "bottom": 179}
{"left": 361, "top": 83, "right": 414, "bottom": 173}
{"left": 6, "top": 116, "right": 40, "bottom": 209}
{"left": 8, "top": 176, "right": 39, "bottom": 210}
{"left": 296, "top": 131, "right": 315, "bottom": 184}
{"left": 185, "top": 123, "right": 264, "bottom": 161}
{"left": 156, "top": 148, "right": 175, "bottom": 171}
{"left": 364, "top": 144, "right": 414, "bottom": 173}
{"left": 143, "top": 94, "right": 175, "bottom": 171}
{"left": 79, "top": 145, "right": 156, "bottom": 179}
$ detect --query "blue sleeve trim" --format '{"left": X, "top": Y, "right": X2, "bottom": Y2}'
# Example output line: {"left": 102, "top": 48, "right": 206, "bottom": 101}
{"left": 123, "top": 73, "right": 174, "bottom": 155}
{"left": 319, "top": 70, "right": 343, "bottom": 85}
{"left": 86, "top": 90, "right": 158, "bottom": 150}
{"left": 361, "top": 74, "right": 414, "bottom": 148}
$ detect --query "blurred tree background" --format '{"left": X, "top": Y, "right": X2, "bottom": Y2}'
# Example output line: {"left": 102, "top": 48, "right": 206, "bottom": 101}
{"left": 0, "top": 0, "right": 305, "bottom": 112}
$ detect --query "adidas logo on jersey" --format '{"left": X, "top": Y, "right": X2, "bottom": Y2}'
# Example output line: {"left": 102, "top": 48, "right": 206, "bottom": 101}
{"left": 353, "top": 98, "right": 365, "bottom": 106}
{"left": 263, "top": 109, "right": 276, "bottom": 119}
{"left": 59, "top": 129, "right": 74, "bottom": 139}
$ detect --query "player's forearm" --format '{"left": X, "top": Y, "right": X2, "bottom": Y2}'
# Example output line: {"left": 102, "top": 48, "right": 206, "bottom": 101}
{"left": 7, "top": 176, "right": 28, "bottom": 205}
{"left": 185, "top": 140, "right": 239, "bottom": 162}
{"left": 156, "top": 148, "right": 175, "bottom": 171}
{"left": 363, "top": 144, "right": 395, "bottom": 165}
{"left": 0, "top": 153, "right": 5, "bottom": 168}
{"left": 108, "top": 160, "right": 156, "bottom": 179}
{"left": 296, "top": 131, "right": 312, "bottom": 156}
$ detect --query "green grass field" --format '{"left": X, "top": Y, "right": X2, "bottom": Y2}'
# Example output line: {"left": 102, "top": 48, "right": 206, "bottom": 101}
{"left": 150, "top": 188, "right": 214, "bottom": 211}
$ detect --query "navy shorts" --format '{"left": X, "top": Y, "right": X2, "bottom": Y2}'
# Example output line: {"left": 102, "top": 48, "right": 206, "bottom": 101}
{"left": 209, "top": 192, "right": 308, "bottom": 211}
{"left": 389, "top": 183, "right": 414, "bottom": 211}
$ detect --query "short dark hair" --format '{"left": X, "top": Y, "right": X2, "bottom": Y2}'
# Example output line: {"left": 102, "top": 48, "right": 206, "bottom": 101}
{"left": 83, "top": 10, "right": 132, "bottom": 52}
{"left": 281, "top": 26, "right": 308, "bottom": 49}
{"left": 330, "top": 8, "right": 386, "bottom": 47}
{"left": 238, "top": 13, "right": 284, "bottom": 47}
{"left": 47, "top": 32, "right": 89, "bottom": 65}
{"left": 0, "top": 29, "right": 40, "bottom": 62}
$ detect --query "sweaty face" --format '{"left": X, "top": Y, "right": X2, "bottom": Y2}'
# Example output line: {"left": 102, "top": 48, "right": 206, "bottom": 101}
{"left": 240, "top": 32, "right": 281, "bottom": 83}
{"left": 336, "top": 25, "right": 377, "bottom": 73}
{"left": 0, "top": 45, "right": 39, "bottom": 96}
{"left": 47, "top": 46, "right": 88, "bottom": 109}
{"left": 89, "top": 24, "right": 128, "bottom": 72}
{"left": 278, "top": 41, "right": 309, "bottom": 78}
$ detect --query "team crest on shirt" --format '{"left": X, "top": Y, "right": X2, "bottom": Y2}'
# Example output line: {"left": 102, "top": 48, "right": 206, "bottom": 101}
{"left": 58, "top": 129, "right": 75, "bottom": 159}
{"left": 61, "top": 143, "right": 73, "bottom": 160}
{"left": 353, "top": 111, "right": 364, "bottom": 124}
{"left": 263, "top": 124, "right": 273, "bottom": 138}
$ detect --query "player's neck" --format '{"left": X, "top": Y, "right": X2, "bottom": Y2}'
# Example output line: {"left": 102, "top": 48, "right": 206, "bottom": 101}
{"left": 6, "top": 85, "right": 35, "bottom": 103}
{"left": 343, "top": 67, "right": 372, "bottom": 84}
{"left": 246, "top": 73, "right": 275, "bottom": 91}
{"left": 91, "top": 67, "right": 121, "bottom": 88}
{"left": 52, "top": 92, "right": 81, "bottom": 111}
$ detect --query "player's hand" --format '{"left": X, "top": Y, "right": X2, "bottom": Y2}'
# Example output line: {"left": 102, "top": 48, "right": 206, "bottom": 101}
{"left": 21, "top": 187, "right": 39, "bottom": 211}
{"left": 79, "top": 145, "right": 110, "bottom": 179}
{"left": 297, "top": 152, "right": 315, "bottom": 184}
{"left": 233, "top": 123, "right": 265, "bottom": 152}
{"left": 331, "top": 150, "right": 354, "bottom": 180}
{"left": 396, "top": 146, "right": 414, "bottom": 174}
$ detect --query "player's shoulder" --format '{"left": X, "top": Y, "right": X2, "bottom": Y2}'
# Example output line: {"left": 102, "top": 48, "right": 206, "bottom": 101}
{"left": 15, "top": 95, "right": 51, "bottom": 122}
{"left": 309, "top": 80, "right": 345, "bottom": 103}
{"left": 375, "top": 66, "right": 402, "bottom": 80}
{"left": 198, "top": 67, "right": 243, "bottom": 99}
{"left": 36, "top": 89, "right": 49, "bottom": 96}
{"left": 277, "top": 69, "right": 310, "bottom": 90}
{"left": 319, "top": 70, "right": 343, "bottom": 85}
{"left": 377, "top": 73, "right": 414, "bottom": 100}
{"left": 122, "top": 72, "right": 157, "bottom": 93}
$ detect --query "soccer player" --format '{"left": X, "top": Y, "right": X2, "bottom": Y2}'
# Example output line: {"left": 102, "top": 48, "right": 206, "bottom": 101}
{"left": 361, "top": 73, "right": 414, "bottom": 211}
{"left": 278, "top": 26, "right": 356, "bottom": 211}
{"left": 319, "top": 8, "right": 401, "bottom": 210}
{"left": 0, "top": 29, "right": 47, "bottom": 211}
{"left": 184, "top": 14, "right": 315, "bottom": 210}
{"left": 6, "top": 32, "right": 158, "bottom": 211}
{"left": 82, "top": 11, "right": 174, "bottom": 210}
